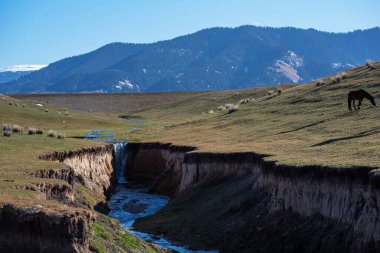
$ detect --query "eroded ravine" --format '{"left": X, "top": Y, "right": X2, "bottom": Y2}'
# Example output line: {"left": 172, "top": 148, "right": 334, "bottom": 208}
{"left": 4, "top": 131, "right": 380, "bottom": 252}
{"left": 125, "top": 142, "right": 380, "bottom": 253}
{"left": 82, "top": 130, "right": 218, "bottom": 253}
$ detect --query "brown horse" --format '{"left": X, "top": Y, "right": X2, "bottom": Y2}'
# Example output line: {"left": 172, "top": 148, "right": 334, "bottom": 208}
{"left": 348, "top": 89, "right": 376, "bottom": 111}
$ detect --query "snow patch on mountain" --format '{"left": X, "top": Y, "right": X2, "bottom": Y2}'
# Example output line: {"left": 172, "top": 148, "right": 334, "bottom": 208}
{"left": 269, "top": 51, "right": 303, "bottom": 83}
{"left": 0, "top": 64, "right": 48, "bottom": 73}
{"left": 331, "top": 63, "right": 355, "bottom": 69}
{"left": 274, "top": 60, "right": 301, "bottom": 82}
{"left": 114, "top": 80, "right": 140, "bottom": 91}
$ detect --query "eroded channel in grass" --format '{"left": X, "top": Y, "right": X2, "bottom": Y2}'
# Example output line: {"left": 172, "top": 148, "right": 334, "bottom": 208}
{"left": 84, "top": 130, "right": 218, "bottom": 253}
{"left": 108, "top": 185, "right": 218, "bottom": 253}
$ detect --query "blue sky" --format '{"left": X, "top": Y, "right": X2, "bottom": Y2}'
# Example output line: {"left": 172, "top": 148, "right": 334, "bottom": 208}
{"left": 0, "top": 0, "right": 379, "bottom": 67}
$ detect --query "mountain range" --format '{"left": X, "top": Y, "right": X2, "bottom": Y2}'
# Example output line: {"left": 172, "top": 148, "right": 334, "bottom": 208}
{"left": 1, "top": 26, "right": 380, "bottom": 93}
{"left": 0, "top": 65, "right": 47, "bottom": 84}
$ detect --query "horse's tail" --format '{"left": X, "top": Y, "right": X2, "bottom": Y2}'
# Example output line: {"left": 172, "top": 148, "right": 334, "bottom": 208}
{"left": 348, "top": 95, "right": 352, "bottom": 111}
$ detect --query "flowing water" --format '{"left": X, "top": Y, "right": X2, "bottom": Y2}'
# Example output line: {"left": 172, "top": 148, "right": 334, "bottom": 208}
{"left": 113, "top": 142, "right": 128, "bottom": 184}
{"left": 109, "top": 185, "right": 218, "bottom": 253}
{"left": 84, "top": 130, "right": 219, "bottom": 253}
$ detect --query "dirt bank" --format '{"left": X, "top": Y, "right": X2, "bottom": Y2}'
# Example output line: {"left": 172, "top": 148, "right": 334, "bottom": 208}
{"left": 0, "top": 145, "right": 114, "bottom": 252}
{"left": 126, "top": 142, "right": 380, "bottom": 253}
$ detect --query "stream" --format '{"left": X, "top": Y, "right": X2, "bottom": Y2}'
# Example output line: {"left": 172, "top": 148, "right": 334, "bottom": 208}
{"left": 84, "top": 130, "right": 218, "bottom": 253}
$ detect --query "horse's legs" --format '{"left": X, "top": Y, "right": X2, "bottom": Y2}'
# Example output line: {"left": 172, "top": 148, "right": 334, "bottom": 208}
{"left": 353, "top": 100, "right": 358, "bottom": 111}
{"left": 358, "top": 99, "right": 362, "bottom": 110}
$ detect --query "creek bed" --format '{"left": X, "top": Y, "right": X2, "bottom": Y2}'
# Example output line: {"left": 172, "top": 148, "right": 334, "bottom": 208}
{"left": 84, "top": 130, "right": 218, "bottom": 253}
{"left": 108, "top": 183, "right": 218, "bottom": 253}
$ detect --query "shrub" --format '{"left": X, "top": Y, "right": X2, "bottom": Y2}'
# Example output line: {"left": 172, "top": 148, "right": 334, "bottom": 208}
{"left": 268, "top": 90, "right": 274, "bottom": 96}
{"left": 3, "top": 130, "right": 11, "bottom": 137}
{"left": 224, "top": 103, "right": 234, "bottom": 110}
{"left": 11, "top": 124, "right": 23, "bottom": 133}
{"left": 48, "top": 130, "right": 64, "bottom": 139}
{"left": 277, "top": 89, "right": 282, "bottom": 94}
{"left": 36, "top": 129, "right": 43, "bottom": 135}
{"left": 27, "top": 127, "right": 37, "bottom": 135}
{"left": 315, "top": 79, "right": 324, "bottom": 87}
{"left": 57, "top": 133, "right": 65, "bottom": 139}
{"left": 8, "top": 102, "right": 12, "bottom": 106}
{"left": 208, "top": 110, "right": 214, "bottom": 114}
{"left": 2, "top": 123, "right": 12, "bottom": 131}
{"left": 367, "top": 60, "right": 376, "bottom": 70}
{"left": 47, "top": 130, "right": 57, "bottom": 138}
{"left": 228, "top": 104, "right": 239, "bottom": 114}
{"left": 331, "top": 72, "right": 348, "bottom": 84}
{"left": 217, "top": 106, "right": 225, "bottom": 111}
{"left": 239, "top": 98, "right": 251, "bottom": 105}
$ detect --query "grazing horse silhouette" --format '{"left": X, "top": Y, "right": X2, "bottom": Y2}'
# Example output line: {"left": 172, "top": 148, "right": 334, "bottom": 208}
{"left": 348, "top": 89, "right": 376, "bottom": 111}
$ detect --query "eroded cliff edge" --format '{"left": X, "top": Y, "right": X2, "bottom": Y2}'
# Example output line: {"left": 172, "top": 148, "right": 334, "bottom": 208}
{"left": 127, "top": 142, "right": 380, "bottom": 253}
{"left": 0, "top": 145, "right": 114, "bottom": 253}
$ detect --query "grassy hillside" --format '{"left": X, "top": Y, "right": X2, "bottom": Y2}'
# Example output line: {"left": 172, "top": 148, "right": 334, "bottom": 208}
{"left": 11, "top": 92, "right": 210, "bottom": 114}
{"left": 0, "top": 62, "right": 378, "bottom": 252}
{"left": 125, "top": 63, "right": 380, "bottom": 168}
{"left": 0, "top": 95, "right": 166, "bottom": 252}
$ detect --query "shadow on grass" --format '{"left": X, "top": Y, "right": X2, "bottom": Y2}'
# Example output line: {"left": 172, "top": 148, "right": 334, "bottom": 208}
{"left": 312, "top": 127, "right": 380, "bottom": 147}
{"left": 277, "top": 120, "right": 325, "bottom": 134}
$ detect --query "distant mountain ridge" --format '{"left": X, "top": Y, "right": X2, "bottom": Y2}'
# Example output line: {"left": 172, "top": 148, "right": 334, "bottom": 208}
{"left": 1, "top": 26, "right": 380, "bottom": 93}
{"left": 0, "top": 65, "right": 47, "bottom": 84}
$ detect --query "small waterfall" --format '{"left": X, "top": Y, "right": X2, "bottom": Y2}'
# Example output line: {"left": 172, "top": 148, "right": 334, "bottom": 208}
{"left": 113, "top": 142, "right": 128, "bottom": 184}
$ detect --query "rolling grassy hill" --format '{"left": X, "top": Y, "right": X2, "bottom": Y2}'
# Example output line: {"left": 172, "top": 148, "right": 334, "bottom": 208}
{"left": 0, "top": 62, "right": 379, "bottom": 252}
{"left": 0, "top": 95, "right": 165, "bottom": 252}
{"left": 124, "top": 62, "right": 380, "bottom": 168}
{"left": 8, "top": 62, "right": 380, "bottom": 169}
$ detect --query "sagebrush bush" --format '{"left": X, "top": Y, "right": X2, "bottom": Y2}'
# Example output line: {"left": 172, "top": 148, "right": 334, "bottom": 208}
{"left": 27, "top": 127, "right": 37, "bottom": 135}
{"left": 331, "top": 72, "right": 348, "bottom": 84}
{"left": 217, "top": 106, "right": 225, "bottom": 111}
{"left": 11, "top": 124, "right": 23, "bottom": 133}
{"left": 239, "top": 98, "right": 251, "bottom": 105}
{"left": 228, "top": 104, "right": 239, "bottom": 114}
{"left": 277, "top": 89, "right": 282, "bottom": 94}
{"left": 36, "top": 129, "right": 43, "bottom": 134}
{"left": 3, "top": 130, "right": 11, "bottom": 137}
{"left": 48, "top": 130, "right": 64, "bottom": 139}
{"left": 224, "top": 103, "right": 234, "bottom": 110}
{"left": 367, "top": 60, "right": 376, "bottom": 70}
{"left": 3, "top": 123, "right": 23, "bottom": 133}
{"left": 2, "top": 123, "right": 12, "bottom": 131}
{"left": 268, "top": 90, "right": 274, "bottom": 96}
{"left": 315, "top": 79, "right": 325, "bottom": 87}
{"left": 47, "top": 130, "right": 57, "bottom": 138}
{"left": 57, "top": 133, "right": 65, "bottom": 139}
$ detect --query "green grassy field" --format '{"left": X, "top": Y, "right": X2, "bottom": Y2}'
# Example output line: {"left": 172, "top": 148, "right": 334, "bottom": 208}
{"left": 125, "top": 63, "right": 380, "bottom": 168}
{"left": 0, "top": 62, "right": 379, "bottom": 252}
{"left": 0, "top": 94, "right": 131, "bottom": 207}
{"left": 0, "top": 94, "right": 165, "bottom": 252}
{"left": 1, "top": 63, "right": 379, "bottom": 209}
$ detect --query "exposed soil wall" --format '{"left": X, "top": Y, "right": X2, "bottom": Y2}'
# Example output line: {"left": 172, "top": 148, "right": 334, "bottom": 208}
{"left": 0, "top": 145, "right": 115, "bottom": 253}
{"left": 127, "top": 142, "right": 380, "bottom": 253}
{"left": 38, "top": 145, "right": 115, "bottom": 195}
{"left": 0, "top": 204, "right": 94, "bottom": 253}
